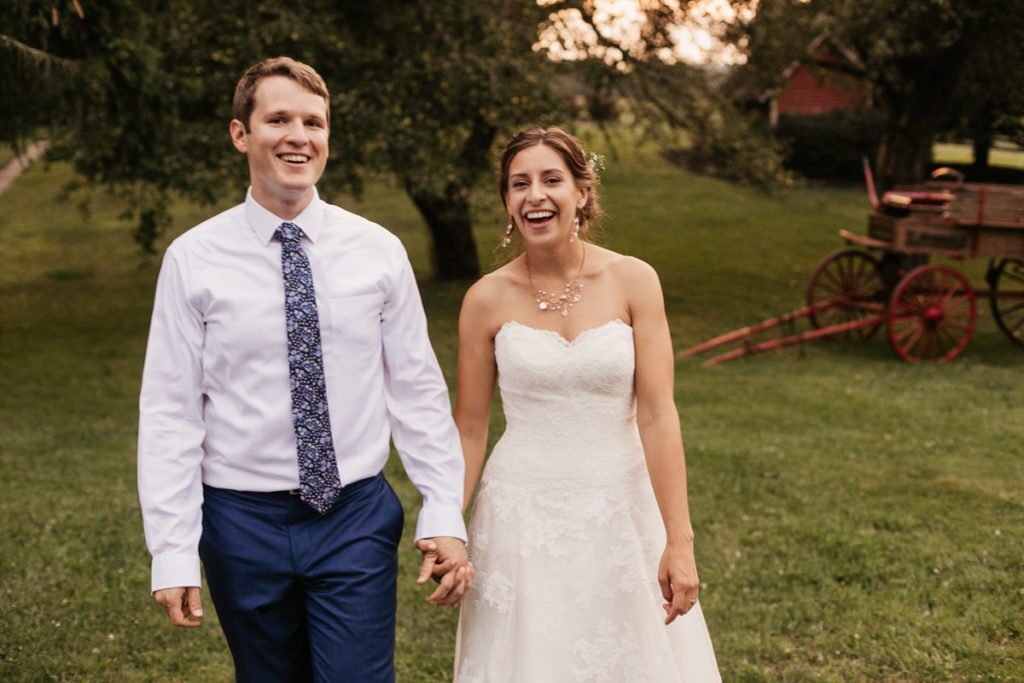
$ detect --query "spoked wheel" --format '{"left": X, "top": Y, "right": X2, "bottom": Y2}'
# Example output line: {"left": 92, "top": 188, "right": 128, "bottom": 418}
{"left": 807, "top": 249, "right": 886, "bottom": 339}
{"left": 887, "top": 265, "right": 976, "bottom": 363}
{"left": 988, "top": 258, "right": 1024, "bottom": 349}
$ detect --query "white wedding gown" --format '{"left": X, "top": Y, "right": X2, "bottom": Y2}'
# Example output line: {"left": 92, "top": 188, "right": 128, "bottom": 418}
{"left": 454, "top": 319, "right": 721, "bottom": 682}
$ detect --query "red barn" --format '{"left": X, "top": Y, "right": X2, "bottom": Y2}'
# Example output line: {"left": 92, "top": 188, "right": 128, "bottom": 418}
{"left": 769, "top": 34, "right": 872, "bottom": 127}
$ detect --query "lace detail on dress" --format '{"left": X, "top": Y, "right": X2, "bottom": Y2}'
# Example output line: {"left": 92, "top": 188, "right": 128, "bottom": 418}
{"left": 455, "top": 657, "right": 484, "bottom": 683}
{"left": 572, "top": 620, "right": 653, "bottom": 682}
{"left": 472, "top": 567, "right": 514, "bottom": 614}
{"left": 472, "top": 465, "right": 648, "bottom": 560}
{"left": 454, "top": 321, "right": 720, "bottom": 682}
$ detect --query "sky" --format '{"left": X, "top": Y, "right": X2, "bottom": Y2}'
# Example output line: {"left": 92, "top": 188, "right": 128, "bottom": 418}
{"left": 537, "top": 0, "right": 752, "bottom": 66}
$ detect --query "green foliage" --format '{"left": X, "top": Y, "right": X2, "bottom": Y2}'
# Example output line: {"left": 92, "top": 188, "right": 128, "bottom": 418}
{"left": 731, "top": 0, "right": 1024, "bottom": 189}
{"left": 2, "top": 0, "right": 249, "bottom": 250}
{"left": 334, "top": 3, "right": 554, "bottom": 191}
{"left": 614, "top": 60, "right": 791, "bottom": 189}
{"left": 1, "top": 2, "right": 641, "bottom": 276}
{"left": 0, "top": 2, "right": 83, "bottom": 147}
{"left": 326, "top": 2, "right": 562, "bottom": 278}
{"left": 1, "top": 2, "right": 778, "bottom": 271}
{"left": 2, "top": 130, "right": 1022, "bottom": 681}
{"left": 681, "top": 108, "right": 791, "bottom": 190}
{"left": 776, "top": 108, "right": 884, "bottom": 181}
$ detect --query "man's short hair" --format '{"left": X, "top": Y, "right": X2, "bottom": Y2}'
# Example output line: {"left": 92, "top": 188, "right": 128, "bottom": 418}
{"left": 232, "top": 57, "right": 330, "bottom": 131}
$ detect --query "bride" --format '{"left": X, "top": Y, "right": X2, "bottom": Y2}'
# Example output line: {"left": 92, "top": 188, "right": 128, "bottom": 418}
{"left": 451, "top": 126, "right": 720, "bottom": 681}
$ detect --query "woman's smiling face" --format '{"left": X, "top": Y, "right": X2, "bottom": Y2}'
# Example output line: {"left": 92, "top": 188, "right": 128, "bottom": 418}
{"left": 505, "top": 143, "right": 588, "bottom": 247}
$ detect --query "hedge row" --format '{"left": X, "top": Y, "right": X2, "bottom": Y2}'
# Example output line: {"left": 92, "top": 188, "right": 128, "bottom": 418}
{"left": 775, "top": 108, "right": 884, "bottom": 181}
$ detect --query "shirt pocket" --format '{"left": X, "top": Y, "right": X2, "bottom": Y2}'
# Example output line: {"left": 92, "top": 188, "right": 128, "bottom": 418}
{"left": 326, "top": 293, "right": 384, "bottom": 365}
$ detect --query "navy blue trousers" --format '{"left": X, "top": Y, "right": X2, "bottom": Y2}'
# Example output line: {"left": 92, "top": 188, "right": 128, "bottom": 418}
{"left": 199, "top": 474, "right": 404, "bottom": 683}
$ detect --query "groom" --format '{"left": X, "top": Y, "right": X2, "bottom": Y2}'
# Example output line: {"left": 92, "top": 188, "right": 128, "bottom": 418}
{"left": 137, "top": 57, "right": 471, "bottom": 681}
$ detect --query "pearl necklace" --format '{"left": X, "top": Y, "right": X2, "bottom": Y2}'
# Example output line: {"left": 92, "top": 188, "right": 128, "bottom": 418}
{"left": 525, "top": 243, "right": 586, "bottom": 318}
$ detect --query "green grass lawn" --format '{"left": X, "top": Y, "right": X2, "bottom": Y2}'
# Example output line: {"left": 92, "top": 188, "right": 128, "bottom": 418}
{"left": 934, "top": 142, "right": 1024, "bottom": 170}
{"left": 1, "top": 130, "right": 1022, "bottom": 681}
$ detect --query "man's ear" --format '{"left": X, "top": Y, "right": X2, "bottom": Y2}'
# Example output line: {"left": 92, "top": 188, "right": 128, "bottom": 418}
{"left": 229, "top": 119, "right": 248, "bottom": 154}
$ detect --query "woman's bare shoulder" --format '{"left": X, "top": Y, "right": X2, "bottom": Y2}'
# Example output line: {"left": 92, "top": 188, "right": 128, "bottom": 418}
{"left": 462, "top": 258, "right": 524, "bottom": 317}
{"left": 592, "top": 246, "right": 660, "bottom": 287}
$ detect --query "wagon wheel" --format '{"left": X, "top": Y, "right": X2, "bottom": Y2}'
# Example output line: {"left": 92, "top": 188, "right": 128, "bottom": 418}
{"left": 887, "top": 265, "right": 976, "bottom": 363}
{"left": 988, "top": 258, "right": 1024, "bottom": 348}
{"left": 807, "top": 249, "right": 886, "bottom": 339}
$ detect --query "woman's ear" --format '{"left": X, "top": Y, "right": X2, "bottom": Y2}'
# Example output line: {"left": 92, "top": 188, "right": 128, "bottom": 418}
{"left": 576, "top": 185, "right": 589, "bottom": 210}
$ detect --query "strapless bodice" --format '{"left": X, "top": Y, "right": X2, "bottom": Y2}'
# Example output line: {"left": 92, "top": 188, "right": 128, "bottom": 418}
{"left": 487, "top": 319, "right": 642, "bottom": 485}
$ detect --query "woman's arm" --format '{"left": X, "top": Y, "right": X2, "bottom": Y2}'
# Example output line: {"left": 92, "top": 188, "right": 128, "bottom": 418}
{"left": 454, "top": 278, "right": 500, "bottom": 512}
{"left": 626, "top": 258, "right": 700, "bottom": 625}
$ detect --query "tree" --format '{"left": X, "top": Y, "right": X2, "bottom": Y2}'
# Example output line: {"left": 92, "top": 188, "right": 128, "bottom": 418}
{"left": 0, "top": 2, "right": 83, "bottom": 145}
{"left": 1, "top": 0, "right": 270, "bottom": 248}
{"left": 945, "top": 6, "right": 1024, "bottom": 175}
{"left": 540, "top": 1, "right": 790, "bottom": 188}
{"left": 3, "top": 1, "right": 723, "bottom": 277}
{"left": 323, "top": 2, "right": 560, "bottom": 279}
{"left": 730, "top": 0, "right": 1024, "bottom": 190}
{"left": 1, "top": 1, "right": 562, "bottom": 277}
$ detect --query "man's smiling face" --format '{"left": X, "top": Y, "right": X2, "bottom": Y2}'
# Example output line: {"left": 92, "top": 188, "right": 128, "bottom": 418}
{"left": 230, "top": 75, "right": 329, "bottom": 215}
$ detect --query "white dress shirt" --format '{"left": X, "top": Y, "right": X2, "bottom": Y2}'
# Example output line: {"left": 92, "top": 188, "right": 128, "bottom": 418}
{"left": 138, "top": 189, "right": 466, "bottom": 592}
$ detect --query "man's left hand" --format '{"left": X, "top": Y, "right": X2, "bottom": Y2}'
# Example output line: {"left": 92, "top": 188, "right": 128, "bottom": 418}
{"left": 415, "top": 536, "right": 475, "bottom": 607}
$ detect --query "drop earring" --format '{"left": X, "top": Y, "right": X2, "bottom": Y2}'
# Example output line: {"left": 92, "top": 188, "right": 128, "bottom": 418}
{"left": 500, "top": 220, "right": 514, "bottom": 248}
{"left": 570, "top": 216, "right": 580, "bottom": 243}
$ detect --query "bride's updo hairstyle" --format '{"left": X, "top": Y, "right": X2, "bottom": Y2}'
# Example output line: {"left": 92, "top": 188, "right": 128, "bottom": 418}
{"left": 498, "top": 126, "right": 603, "bottom": 240}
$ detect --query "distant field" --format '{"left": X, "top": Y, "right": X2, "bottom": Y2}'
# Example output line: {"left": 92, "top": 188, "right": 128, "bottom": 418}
{"left": 1, "top": 128, "right": 1021, "bottom": 681}
{"left": 934, "top": 141, "right": 1024, "bottom": 169}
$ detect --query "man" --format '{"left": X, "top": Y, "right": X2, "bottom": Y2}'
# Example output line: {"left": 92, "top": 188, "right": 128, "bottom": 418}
{"left": 138, "top": 57, "right": 471, "bottom": 682}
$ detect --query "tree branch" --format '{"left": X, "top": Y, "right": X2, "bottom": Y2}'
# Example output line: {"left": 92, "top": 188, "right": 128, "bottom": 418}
{"left": 0, "top": 35, "right": 80, "bottom": 71}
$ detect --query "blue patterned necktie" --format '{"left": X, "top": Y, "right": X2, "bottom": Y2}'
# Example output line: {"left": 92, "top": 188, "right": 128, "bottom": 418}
{"left": 275, "top": 222, "right": 342, "bottom": 514}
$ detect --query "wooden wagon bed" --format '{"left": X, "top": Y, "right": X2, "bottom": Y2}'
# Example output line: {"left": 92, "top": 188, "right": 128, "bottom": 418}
{"left": 867, "top": 183, "right": 1024, "bottom": 259}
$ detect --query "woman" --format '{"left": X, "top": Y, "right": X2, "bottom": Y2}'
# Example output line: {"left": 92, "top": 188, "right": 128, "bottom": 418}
{"left": 452, "top": 126, "right": 720, "bottom": 681}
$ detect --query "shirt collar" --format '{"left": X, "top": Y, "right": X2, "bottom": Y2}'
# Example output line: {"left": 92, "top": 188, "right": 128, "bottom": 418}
{"left": 245, "top": 187, "right": 325, "bottom": 246}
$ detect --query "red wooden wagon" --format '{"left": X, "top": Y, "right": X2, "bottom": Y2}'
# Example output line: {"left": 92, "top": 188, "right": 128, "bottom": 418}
{"left": 682, "top": 166, "right": 1024, "bottom": 365}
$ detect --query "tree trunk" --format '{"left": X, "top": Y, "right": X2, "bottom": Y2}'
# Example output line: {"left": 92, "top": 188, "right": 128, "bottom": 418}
{"left": 971, "top": 103, "right": 994, "bottom": 174}
{"left": 406, "top": 183, "right": 481, "bottom": 281}
{"left": 875, "top": 122, "right": 936, "bottom": 191}
{"left": 401, "top": 116, "right": 495, "bottom": 281}
{"left": 874, "top": 46, "right": 968, "bottom": 191}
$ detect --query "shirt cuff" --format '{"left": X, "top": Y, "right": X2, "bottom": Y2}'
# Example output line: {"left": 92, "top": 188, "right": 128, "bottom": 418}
{"left": 414, "top": 504, "right": 468, "bottom": 543}
{"left": 151, "top": 553, "right": 202, "bottom": 593}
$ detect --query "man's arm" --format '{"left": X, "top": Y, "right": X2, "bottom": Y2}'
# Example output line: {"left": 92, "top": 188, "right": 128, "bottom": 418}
{"left": 378, "top": 245, "right": 472, "bottom": 602}
{"left": 138, "top": 248, "right": 208, "bottom": 623}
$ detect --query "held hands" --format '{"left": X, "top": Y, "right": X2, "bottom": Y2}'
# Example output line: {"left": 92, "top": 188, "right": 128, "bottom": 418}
{"left": 153, "top": 586, "right": 203, "bottom": 628}
{"left": 658, "top": 542, "right": 699, "bottom": 625}
{"left": 415, "top": 536, "right": 475, "bottom": 607}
